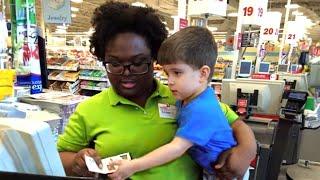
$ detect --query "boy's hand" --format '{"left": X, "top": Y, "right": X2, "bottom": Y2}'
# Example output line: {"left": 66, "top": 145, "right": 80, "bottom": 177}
{"left": 108, "top": 160, "right": 136, "bottom": 180}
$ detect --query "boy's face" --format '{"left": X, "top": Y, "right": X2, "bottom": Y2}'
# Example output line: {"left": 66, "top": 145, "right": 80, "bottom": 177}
{"left": 163, "top": 61, "right": 204, "bottom": 102}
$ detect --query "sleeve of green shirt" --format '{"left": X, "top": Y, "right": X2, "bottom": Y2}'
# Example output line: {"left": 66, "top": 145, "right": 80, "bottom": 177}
{"left": 219, "top": 102, "right": 239, "bottom": 125}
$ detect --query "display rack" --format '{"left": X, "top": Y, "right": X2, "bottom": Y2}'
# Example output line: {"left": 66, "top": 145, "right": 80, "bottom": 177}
{"left": 46, "top": 47, "right": 82, "bottom": 94}
{"left": 78, "top": 57, "right": 109, "bottom": 95}
{"left": 213, "top": 57, "right": 233, "bottom": 81}
{"left": 45, "top": 33, "right": 111, "bottom": 96}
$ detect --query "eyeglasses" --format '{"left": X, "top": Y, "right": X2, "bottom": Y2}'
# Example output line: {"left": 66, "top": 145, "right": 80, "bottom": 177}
{"left": 104, "top": 60, "right": 152, "bottom": 75}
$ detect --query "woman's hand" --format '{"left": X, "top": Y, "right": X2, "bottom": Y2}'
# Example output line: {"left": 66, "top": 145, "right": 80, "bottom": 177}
{"left": 213, "top": 146, "right": 252, "bottom": 179}
{"left": 71, "top": 148, "right": 102, "bottom": 177}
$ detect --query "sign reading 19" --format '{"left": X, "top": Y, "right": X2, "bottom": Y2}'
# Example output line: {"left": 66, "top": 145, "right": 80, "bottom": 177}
{"left": 243, "top": 6, "right": 263, "bottom": 17}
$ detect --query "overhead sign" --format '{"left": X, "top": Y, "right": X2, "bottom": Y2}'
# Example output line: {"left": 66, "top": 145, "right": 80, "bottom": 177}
{"left": 43, "top": 0, "right": 71, "bottom": 24}
{"left": 294, "top": 15, "right": 307, "bottom": 40}
{"left": 285, "top": 21, "right": 299, "bottom": 45}
{"left": 188, "top": 0, "right": 227, "bottom": 16}
{"left": 259, "top": 12, "right": 282, "bottom": 42}
{"left": 179, "top": 18, "right": 188, "bottom": 30}
{"left": 238, "top": 0, "right": 268, "bottom": 25}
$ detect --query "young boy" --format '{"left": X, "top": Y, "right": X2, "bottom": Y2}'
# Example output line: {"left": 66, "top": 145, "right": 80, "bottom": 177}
{"left": 108, "top": 26, "right": 236, "bottom": 179}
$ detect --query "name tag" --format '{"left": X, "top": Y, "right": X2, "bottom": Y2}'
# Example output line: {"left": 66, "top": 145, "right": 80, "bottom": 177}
{"left": 158, "top": 103, "right": 177, "bottom": 119}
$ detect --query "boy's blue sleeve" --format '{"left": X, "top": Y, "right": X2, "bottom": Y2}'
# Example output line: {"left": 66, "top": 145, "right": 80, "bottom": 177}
{"left": 176, "top": 108, "right": 229, "bottom": 146}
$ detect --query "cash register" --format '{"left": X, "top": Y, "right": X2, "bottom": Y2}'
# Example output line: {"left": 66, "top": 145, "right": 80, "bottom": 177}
{"left": 266, "top": 90, "right": 308, "bottom": 180}
{"left": 281, "top": 91, "right": 308, "bottom": 122}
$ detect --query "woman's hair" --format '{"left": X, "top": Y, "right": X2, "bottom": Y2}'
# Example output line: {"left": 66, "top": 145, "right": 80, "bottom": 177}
{"left": 90, "top": 1, "right": 168, "bottom": 60}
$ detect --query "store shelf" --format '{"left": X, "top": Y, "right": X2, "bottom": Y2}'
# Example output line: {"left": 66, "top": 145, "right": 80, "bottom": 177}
{"left": 47, "top": 65, "right": 79, "bottom": 71}
{"left": 80, "top": 85, "right": 106, "bottom": 91}
{"left": 48, "top": 77, "right": 78, "bottom": 82}
{"left": 48, "top": 71, "right": 80, "bottom": 82}
{"left": 79, "top": 76, "right": 108, "bottom": 82}
{"left": 80, "top": 65, "right": 105, "bottom": 70}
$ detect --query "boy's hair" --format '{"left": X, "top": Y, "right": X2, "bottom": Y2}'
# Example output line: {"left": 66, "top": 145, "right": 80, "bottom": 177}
{"left": 157, "top": 26, "right": 218, "bottom": 80}
{"left": 90, "top": 1, "right": 168, "bottom": 60}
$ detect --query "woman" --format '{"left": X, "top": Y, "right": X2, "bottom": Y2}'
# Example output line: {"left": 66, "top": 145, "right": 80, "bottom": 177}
{"left": 57, "top": 2, "right": 256, "bottom": 179}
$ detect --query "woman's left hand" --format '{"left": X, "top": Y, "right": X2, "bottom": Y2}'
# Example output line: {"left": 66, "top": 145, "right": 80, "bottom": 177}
{"left": 213, "top": 146, "right": 252, "bottom": 179}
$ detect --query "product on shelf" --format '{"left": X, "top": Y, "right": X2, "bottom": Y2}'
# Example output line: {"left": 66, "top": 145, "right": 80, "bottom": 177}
{"left": 79, "top": 70, "right": 108, "bottom": 81}
{"left": 63, "top": 71, "right": 80, "bottom": 80}
{"left": 63, "top": 60, "right": 78, "bottom": 67}
{"left": 47, "top": 57, "right": 67, "bottom": 66}
{"left": 212, "top": 57, "right": 233, "bottom": 80}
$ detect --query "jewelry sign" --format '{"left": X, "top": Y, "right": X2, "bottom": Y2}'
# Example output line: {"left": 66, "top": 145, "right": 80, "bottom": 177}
{"left": 43, "top": 0, "right": 71, "bottom": 24}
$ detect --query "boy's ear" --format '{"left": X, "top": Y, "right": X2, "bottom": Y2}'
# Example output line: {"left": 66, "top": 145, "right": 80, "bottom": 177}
{"left": 199, "top": 65, "right": 210, "bottom": 83}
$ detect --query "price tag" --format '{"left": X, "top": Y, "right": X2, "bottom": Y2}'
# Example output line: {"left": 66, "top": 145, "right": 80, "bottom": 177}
{"left": 238, "top": 0, "right": 268, "bottom": 25}
{"left": 188, "top": 0, "right": 227, "bottom": 16}
{"left": 259, "top": 12, "right": 282, "bottom": 42}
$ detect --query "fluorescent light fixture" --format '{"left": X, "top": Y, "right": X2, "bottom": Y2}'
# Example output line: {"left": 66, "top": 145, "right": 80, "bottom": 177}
{"left": 292, "top": 11, "right": 303, "bottom": 16}
{"left": 55, "top": 29, "right": 67, "bottom": 33}
{"left": 57, "top": 25, "right": 68, "bottom": 29}
{"left": 227, "top": 12, "right": 238, "bottom": 17}
{"left": 207, "top": 26, "right": 218, "bottom": 31}
{"left": 71, "top": 0, "right": 83, "bottom": 3}
{"left": 71, "top": 14, "right": 77, "bottom": 18}
{"left": 131, "top": 2, "right": 146, "bottom": 7}
{"left": 71, "top": 7, "right": 79, "bottom": 12}
{"left": 305, "top": 19, "right": 315, "bottom": 27}
{"left": 285, "top": 4, "right": 300, "bottom": 9}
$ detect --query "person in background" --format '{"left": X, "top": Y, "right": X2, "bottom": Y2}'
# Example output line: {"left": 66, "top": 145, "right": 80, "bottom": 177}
{"left": 57, "top": 2, "right": 256, "bottom": 179}
{"left": 108, "top": 26, "right": 236, "bottom": 180}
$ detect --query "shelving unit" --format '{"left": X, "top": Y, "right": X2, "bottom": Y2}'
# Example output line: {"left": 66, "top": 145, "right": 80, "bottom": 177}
{"left": 46, "top": 47, "right": 83, "bottom": 94}
{"left": 78, "top": 58, "right": 109, "bottom": 96}
{"left": 213, "top": 57, "right": 233, "bottom": 81}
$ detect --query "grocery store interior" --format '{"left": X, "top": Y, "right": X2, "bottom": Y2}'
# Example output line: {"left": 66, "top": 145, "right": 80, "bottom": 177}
{"left": 0, "top": 0, "right": 320, "bottom": 179}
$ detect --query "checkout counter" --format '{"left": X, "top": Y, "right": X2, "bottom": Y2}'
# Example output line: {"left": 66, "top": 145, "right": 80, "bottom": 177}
{"left": 221, "top": 78, "right": 320, "bottom": 180}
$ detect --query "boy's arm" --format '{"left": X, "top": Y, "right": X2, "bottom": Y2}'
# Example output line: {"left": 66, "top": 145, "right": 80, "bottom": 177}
{"left": 215, "top": 119, "right": 256, "bottom": 179}
{"left": 108, "top": 137, "right": 193, "bottom": 179}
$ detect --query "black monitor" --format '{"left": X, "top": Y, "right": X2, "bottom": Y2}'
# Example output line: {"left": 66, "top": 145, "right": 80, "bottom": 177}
{"left": 277, "top": 64, "right": 289, "bottom": 73}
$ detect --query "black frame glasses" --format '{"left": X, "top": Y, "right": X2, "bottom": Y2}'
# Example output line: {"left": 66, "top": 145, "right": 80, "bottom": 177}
{"left": 103, "top": 61, "right": 152, "bottom": 75}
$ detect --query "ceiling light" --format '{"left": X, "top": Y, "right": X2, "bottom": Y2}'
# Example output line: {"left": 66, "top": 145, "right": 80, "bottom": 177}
{"left": 227, "top": 12, "right": 238, "bottom": 17}
{"left": 285, "top": 4, "right": 300, "bottom": 9}
{"left": 131, "top": 2, "right": 146, "bottom": 7}
{"left": 55, "top": 29, "right": 67, "bottom": 34}
{"left": 71, "top": 7, "right": 79, "bottom": 12}
{"left": 292, "top": 11, "right": 303, "bottom": 16}
{"left": 57, "top": 25, "right": 68, "bottom": 29}
{"left": 71, "top": 0, "right": 83, "bottom": 3}
{"left": 305, "top": 19, "right": 315, "bottom": 27}
{"left": 208, "top": 26, "right": 218, "bottom": 31}
{"left": 71, "top": 14, "right": 77, "bottom": 18}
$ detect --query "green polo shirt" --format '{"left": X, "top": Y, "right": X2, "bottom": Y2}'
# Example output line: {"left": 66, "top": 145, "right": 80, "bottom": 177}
{"left": 220, "top": 102, "right": 239, "bottom": 124}
{"left": 57, "top": 80, "right": 201, "bottom": 179}
{"left": 57, "top": 80, "right": 238, "bottom": 179}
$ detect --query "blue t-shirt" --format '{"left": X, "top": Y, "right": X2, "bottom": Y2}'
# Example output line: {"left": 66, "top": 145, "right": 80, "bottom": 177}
{"left": 175, "top": 87, "right": 236, "bottom": 173}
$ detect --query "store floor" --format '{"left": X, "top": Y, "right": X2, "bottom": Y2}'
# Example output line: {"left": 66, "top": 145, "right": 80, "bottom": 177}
{"left": 278, "top": 163, "right": 320, "bottom": 180}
